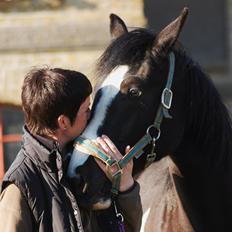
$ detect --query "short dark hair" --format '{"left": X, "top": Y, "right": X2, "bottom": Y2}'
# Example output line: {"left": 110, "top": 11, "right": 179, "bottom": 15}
{"left": 21, "top": 67, "right": 92, "bottom": 135}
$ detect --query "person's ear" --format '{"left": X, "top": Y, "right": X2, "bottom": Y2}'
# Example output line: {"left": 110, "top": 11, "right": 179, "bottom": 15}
{"left": 57, "top": 115, "right": 70, "bottom": 131}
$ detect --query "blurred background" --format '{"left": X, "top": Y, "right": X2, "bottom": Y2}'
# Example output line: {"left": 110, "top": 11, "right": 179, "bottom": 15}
{"left": 0, "top": 0, "right": 231, "bottom": 180}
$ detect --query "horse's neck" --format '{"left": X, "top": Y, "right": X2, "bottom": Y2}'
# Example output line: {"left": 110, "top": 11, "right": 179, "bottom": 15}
{"left": 172, "top": 130, "right": 232, "bottom": 229}
{"left": 175, "top": 128, "right": 232, "bottom": 174}
{"left": 172, "top": 123, "right": 232, "bottom": 211}
{"left": 174, "top": 139, "right": 204, "bottom": 173}
{"left": 177, "top": 61, "right": 232, "bottom": 175}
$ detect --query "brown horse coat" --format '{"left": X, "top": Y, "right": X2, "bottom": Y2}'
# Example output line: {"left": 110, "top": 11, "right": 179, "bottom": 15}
{"left": 138, "top": 156, "right": 195, "bottom": 232}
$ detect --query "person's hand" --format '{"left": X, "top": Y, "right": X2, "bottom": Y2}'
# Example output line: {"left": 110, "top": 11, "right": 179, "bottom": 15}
{"left": 95, "top": 135, "right": 134, "bottom": 192}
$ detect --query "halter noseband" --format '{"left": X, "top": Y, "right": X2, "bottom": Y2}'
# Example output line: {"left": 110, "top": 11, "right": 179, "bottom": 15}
{"left": 73, "top": 52, "right": 175, "bottom": 197}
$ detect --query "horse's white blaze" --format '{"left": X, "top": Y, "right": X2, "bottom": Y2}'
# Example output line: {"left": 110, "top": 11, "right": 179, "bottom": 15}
{"left": 141, "top": 208, "right": 151, "bottom": 232}
{"left": 68, "top": 66, "right": 129, "bottom": 177}
{"left": 84, "top": 65, "right": 129, "bottom": 139}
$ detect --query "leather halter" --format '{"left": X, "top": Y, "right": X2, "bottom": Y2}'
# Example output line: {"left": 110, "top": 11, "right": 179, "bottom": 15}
{"left": 73, "top": 52, "right": 175, "bottom": 196}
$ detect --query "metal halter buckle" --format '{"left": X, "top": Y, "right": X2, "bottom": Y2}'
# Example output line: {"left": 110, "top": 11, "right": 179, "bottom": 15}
{"left": 146, "top": 153, "right": 157, "bottom": 163}
{"left": 106, "top": 160, "right": 123, "bottom": 178}
{"left": 161, "top": 88, "right": 173, "bottom": 109}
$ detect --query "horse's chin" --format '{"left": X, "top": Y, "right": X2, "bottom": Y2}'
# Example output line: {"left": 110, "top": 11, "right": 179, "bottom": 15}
{"left": 92, "top": 197, "right": 112, "bottom": 210}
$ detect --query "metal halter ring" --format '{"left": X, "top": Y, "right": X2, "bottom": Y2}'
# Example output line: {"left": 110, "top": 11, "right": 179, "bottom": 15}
{"left": 146, "top": 125, "right": 161, "bottom": 141}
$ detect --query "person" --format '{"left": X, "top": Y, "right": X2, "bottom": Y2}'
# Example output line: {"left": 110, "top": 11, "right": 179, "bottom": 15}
{"left": 0, "top": 67, "right": 142, "bottom": 232}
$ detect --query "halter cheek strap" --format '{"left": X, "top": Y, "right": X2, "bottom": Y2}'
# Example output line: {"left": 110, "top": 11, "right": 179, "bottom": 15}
{"left": 145, "top": 51, "right": 175, "bottom": 166}
{"left": 73, "top": 52, "right": 175, "bottom": 197}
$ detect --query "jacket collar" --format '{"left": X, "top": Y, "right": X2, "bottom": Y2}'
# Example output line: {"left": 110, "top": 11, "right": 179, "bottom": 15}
{"left": 22, "top": 126, "right": 64, "bottom": 177}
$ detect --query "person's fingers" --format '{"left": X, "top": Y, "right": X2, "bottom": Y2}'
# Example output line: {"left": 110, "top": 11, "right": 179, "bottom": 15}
{"left": 95, "top": 136, "right": 134, "bottom": 181}
{"left": 95, "top": 136, "right": 120, "bottom": 163}
{"left": 102, "top": 135, "right": 122, "bottom": 156}
{"left": 97, "top": 135, "right": 122, "bottom": 161}
{"left": 96, "top": 137, "right": 111, "bottom": 154}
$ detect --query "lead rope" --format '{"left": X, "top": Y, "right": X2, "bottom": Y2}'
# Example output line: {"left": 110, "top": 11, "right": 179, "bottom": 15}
{"left": 113, "top": 200, "right": 125, "bottom": 232}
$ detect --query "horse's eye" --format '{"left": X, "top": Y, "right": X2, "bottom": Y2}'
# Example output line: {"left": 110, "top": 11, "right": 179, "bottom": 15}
{"left": 128, "top": 88, "right": 142, "bottom": 97}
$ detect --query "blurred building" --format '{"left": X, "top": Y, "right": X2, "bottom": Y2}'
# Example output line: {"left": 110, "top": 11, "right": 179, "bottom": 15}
{"left": 0, "top": 0, "right": 231, "bottom": 179}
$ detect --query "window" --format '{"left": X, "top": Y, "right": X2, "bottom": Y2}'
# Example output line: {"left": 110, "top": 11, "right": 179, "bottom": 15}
{"left": 0, "top": 106, "right": 24, "bottom": 180}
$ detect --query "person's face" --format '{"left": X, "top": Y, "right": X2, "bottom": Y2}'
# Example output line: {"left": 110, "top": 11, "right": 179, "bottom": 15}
{"left": 54, "top": 96, "right": 91, "bottom": 147}
{"left": 69, "top": 96, "right": 91, "bottom": 138}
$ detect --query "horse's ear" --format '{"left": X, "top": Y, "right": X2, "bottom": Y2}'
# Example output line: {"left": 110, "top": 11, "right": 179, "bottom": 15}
{"left": 110, "top": 13, "right": 128, "bottom": 39}
{"left": 152, "top": 7, "right": 189, "bottom": 57}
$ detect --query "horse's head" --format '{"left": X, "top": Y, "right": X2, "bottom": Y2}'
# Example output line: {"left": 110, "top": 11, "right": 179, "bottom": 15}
{"left": 94, "top": 8, "right": 189, "bottom": 172}
{"left": 68, "top": 7, "right": 189, "bottom": 209}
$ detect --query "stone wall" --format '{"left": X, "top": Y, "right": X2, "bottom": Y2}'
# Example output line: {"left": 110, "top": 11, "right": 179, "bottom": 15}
{"left": 0, "top": 1, "right": 145, "bottom": 51}
{"left": 0, "top": 0, "right": 232, "bottom": 110}
{"left": 0, "top": 0, "right": 145, "bottom": 105}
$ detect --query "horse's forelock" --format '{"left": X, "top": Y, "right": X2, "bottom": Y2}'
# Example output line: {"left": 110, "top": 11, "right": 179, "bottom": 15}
{"left": 94, "top": 28, "right": 155, "bottom": 85}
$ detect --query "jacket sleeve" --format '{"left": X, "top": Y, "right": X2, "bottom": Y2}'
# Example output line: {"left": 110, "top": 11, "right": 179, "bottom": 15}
{"left": 117, "top": 181, "right": 143, "bottom": 232}
{"left": 0, "top": 184, "right": 32, "bottom": 232}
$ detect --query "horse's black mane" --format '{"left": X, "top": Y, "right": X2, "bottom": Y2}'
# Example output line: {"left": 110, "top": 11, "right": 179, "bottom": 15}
{"left": 182, "top": 53, "right": 232, "bottom": 167}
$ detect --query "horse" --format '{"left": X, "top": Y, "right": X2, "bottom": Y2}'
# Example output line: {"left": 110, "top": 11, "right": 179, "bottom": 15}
{"left": 68, "top": 7, "right": 232, "bottom": 231}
